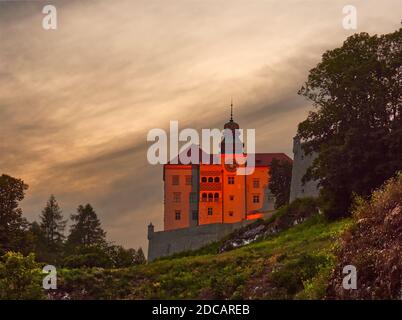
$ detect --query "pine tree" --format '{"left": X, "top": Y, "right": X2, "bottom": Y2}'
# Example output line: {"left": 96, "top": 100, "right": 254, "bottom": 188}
{"left": 39, "top": 195, "right": 66, "bottom": 247}
{"left": 67, "top": 204, "right": 106, "bottom": 247}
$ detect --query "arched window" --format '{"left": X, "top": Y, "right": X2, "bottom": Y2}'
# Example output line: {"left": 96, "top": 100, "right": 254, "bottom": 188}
{"left": 208, "top": 177, "right": 213, "bottom": 183}
{"left": 214, "top": 193, "right": 219, "bottom": 201}
{"left": 214, "top": 177, "right": 220, "bottom": 183}
{"left": 208, "top": 193, "right": 213, "bottom": 201}
{"left": 201, "top": 177, "right": 207, "bottom": 183}
{"left": 202, "top": 193, "right": 207, "bottom": 201}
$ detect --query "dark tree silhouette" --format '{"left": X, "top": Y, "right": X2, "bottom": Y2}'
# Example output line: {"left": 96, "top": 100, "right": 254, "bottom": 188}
{"left": 0, "top": 174, "right": 30, "bottom": 254}
{"left": 268, "top": 159, "right": 293, "bottom": 209}
{"left": 298, "top": 29, "right": 402, "bottom": 219}
{"left": 67, "top": 204, "right": 106, "bottom": 247}
{"left": 40, "top": 195, "right": 66, "bottom": 246}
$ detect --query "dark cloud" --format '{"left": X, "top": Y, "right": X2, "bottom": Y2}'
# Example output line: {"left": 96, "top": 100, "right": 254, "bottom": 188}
{"left": 0, "top": 0, "right": 400, "bottom": 253}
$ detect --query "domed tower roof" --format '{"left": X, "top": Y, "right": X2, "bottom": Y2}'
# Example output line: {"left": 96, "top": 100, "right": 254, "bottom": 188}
{"left": 223, "top": 102, "right": 240, "bottom": 131}
{"left": 221, "top": 100, "right": 243, "bottom": 154}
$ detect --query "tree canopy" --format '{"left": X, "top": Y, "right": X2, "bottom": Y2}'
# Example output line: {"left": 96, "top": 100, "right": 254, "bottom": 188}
{"left": 268, "top": 159, "right": 293, "bottom": 209}
{"left": 298, "top": 29, "right": 402, "bottom": 219}
{"left": 67, "top": 204, "right": 106, "bottom": 247}
{"left": 0, "top": 174, "right": 30, "bottom": 254}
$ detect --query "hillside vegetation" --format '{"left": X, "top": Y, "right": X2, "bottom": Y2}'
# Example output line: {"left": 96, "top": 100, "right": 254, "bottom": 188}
{"left": 2, "top": 174, "right": 401, "bottom": 300}
{"left": 54, "top": 211, "right": 350, "bottom": 299}
{"left": 326, "top": 172, "right": 402, "bottom": 299}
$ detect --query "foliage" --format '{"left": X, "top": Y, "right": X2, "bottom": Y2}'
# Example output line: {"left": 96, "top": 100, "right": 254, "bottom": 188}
{"left": 35, "top": 195, "right": 66, "bottom": 264}
{"left": 55, "top": 216, "right": 350, "bottom": 299}
{"left": 297, "top": 29, "right": 402, "bottom": 219}
{"left": 0, "top": 252, "right": 45, "bottom": 300}
{"left": 40, "top": 195, "right": 66, "bottom": 246}
{"left": 326, "top": 172, "right": 402, "bottom": 299}
{"left": 268, "top": 158, "right": 293, "bottom": 208}
{"left": 62, "top": 244, "right": 146, "bottom": 268}
{"left": 0, "top": 174, "right": 32, "bottom": 255}
{"left": 67, "top": 204, "right": 106, "bottom": 247}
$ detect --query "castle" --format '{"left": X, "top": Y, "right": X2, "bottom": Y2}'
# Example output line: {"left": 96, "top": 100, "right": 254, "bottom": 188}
{"left": 147, "top": 108, "right": 292, "bottom": 260}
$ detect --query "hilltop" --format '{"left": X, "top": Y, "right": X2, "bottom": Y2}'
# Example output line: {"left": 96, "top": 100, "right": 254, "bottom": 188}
{"left": 3, "top": 174, "right": 400, "bottom": 300}
{"left": 54, "top": 199, "right": 351, "bottom": 299}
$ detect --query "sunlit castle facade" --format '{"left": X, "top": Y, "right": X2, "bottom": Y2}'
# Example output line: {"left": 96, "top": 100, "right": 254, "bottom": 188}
{"left": 162, "top": 108, "right": 292, "bottom": 231}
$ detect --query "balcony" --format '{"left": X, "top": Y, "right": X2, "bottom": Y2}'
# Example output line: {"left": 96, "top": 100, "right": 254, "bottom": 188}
{"left": 200, "top": 198, "right": 221, "bottom": 203}
{"left": 200, "top": 182, "right": 222, "bottom": 191}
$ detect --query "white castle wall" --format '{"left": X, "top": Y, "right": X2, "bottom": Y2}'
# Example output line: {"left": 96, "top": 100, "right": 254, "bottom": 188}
{"left": 289, "top": 136, "right": 320, "bottom": 202}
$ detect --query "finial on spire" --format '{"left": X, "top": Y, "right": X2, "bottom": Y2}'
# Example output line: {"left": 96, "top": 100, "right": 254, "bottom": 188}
{"left": 230, "top": 98, "right": 233, "bottom": 122}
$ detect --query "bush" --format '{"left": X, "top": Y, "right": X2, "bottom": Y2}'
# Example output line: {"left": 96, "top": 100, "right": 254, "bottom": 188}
{"left": 326, "top": 172, "right": 402, "bottom": 299}
{"left": 62, "top": 246, "right": 113, "bottom": 268}
{"left": 0, "top": 252, "right": 45, "bottom": 299}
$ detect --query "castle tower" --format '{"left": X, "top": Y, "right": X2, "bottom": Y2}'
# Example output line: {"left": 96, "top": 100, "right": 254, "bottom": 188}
{"left": 220, "top": 101, "right": 244, "bottom": 155}
{"left": 289, "top": 135, "right": 320, "bottom": 202}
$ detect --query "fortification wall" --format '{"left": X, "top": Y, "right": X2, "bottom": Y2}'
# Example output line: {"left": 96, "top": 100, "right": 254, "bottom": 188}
{"left": 147, "top": 220, "right": 253, "bottom": 261}
{"left": 289, "top": 136, "right": 320, "bottom": 202}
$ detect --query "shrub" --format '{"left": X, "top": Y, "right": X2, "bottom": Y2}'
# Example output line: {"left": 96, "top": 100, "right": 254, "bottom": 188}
{"left": 326, "top": 172, "right": 402, "bottom": 299}
{"left": 0, "top": 252, "right": 45, "bottom": 299}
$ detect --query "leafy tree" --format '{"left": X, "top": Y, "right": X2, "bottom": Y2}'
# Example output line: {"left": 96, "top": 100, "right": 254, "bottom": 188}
{"left": 39, "top": 195, "right": 66, "bottom": 247}
{"left": 108, "top": 245, "right": 137, "bottom": 267}
{"left": 134, "top": 247, "right": 146, "bottom": 265}
{"left": 67, "top": 204, "right": 106, "bottom": 247}
{"left": 62, "top": 245, "right": 113, "bottom": 268}
{"left": 0, "top": 252, "right": 44, "bottom": 300}
{"left": 0, "top": 174, "right": 31, "bottom": 254}
{"left": 297, "top": 29, "right": 402, "bottom": 219}
{"left": 29, "top": 221, "right": 48, "bottom": 262}
{"left": 269, "top": 159, "right": 293, "bottom": 209}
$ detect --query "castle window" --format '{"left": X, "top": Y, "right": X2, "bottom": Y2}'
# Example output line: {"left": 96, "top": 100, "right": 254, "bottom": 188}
{"left": 172, "top": 175, "right": 179, "bottom": 185}
{"left": 253, "top": 195, "right": 260, "bottom": 203}
{"left": 173, "top": 192, "right": 181, "bottom": 203}
{"left": 208, "top": 177, "right": 213, "bottom": 183}
{"left": 214, "top": 177, "right": 220, "bottom": 183}
{"left": 228, "top": 176, "right": 235, "bottom": 184}
{"left": 185, "top": 175, "right": 192, "bottom": 186}
{"left": 201, "top": 177, "right": 207, "bottom": 183}
{"left": 192, "top": 210, "right": 198, "bottom": 220}
{"left": 253, "top": 179, "right": 260, "bottom": 188}
{"left": 229, "top": 195, "right": 234, "bottom": 201}
{"left": 202, "top": 193, "right": 207, "bottom": 202}
{"left": 214, "top": 193, "right": 219, "bottom": 201}
{"left": 229, "top": 211, "right": 234, "bottom": 217}
{"left": 208, "top": 193, "right": 213, "bottom": 202}
{"left": 208, "top": 208, "right": 213, "bottom": 215}
{"left": 175, "top": 210, "right": 181, "bottom": 220}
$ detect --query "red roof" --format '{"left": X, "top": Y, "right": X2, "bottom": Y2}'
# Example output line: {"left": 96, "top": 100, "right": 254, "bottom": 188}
{"left": 167, "top": 144, "right": 218, "bottom": 165}
{"left": 166, "top": 145, "right": 292, "bottom": 167}
{"left": 254, "top": 153, "right": 293, "bottom": 167}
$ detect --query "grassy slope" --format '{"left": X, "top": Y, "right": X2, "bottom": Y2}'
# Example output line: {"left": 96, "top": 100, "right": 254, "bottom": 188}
{"left": 58, "top": 215, "right": 351, "bottom": 300}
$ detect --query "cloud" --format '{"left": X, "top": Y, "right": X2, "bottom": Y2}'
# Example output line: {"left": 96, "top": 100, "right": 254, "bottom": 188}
{"left": 0, "top": 0, "right": 400, "bottom": 253}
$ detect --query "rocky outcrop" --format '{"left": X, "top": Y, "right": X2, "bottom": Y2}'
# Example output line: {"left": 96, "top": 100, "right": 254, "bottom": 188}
{"left": 326, "top": 173, "right": 402, "bottom": 300}
{"left": 218, "top": 197, "right": 319, "bottom": 253}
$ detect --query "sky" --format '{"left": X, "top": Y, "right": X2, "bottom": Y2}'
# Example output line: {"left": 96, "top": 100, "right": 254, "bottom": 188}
{"left": 0, "top": 0, "right": 400, "bottom": 254}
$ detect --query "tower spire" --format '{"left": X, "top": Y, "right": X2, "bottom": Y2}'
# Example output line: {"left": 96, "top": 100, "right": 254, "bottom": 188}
{"left": 230, "top": 98, "right": 233, "bottom": 122}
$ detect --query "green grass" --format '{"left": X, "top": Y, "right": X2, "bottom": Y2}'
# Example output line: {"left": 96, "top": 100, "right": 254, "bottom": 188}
{"left": 58, "top": 215, "right": 351, "bottom": 300}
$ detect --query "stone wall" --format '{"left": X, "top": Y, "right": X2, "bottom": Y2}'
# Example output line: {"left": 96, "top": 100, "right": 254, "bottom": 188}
{"left": 147, "top": 220, "right": 253, "bottom": 261}
{"left": 289, "top": 136, "right": 320, "bottom": 202}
